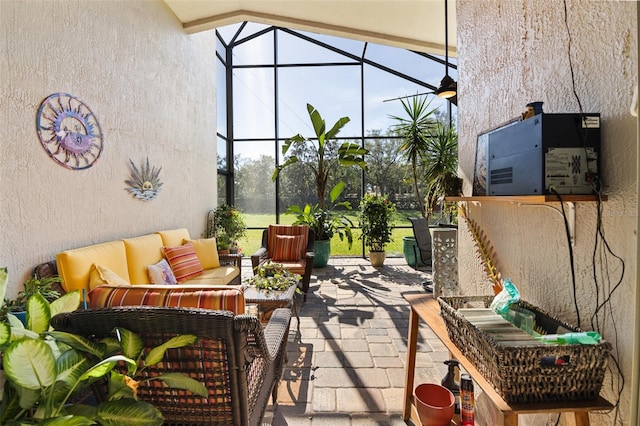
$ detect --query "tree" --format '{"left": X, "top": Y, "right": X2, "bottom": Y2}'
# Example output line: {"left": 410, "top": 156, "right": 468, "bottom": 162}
{"left": 364, "top": 130, "right": 404, "bottom": 198}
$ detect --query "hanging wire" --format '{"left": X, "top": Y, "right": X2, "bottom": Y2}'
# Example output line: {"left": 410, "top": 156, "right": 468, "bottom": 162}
{"left": 563, "top": 0, "right": 625, "bottom": 421}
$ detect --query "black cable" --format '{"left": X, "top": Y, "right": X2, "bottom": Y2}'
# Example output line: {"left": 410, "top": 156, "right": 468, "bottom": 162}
{"left": 590, "top": 191, "right": 625, "bottom": 424}
{"left": 550, "top": 189, "right": 581, "bottom": 328}
{"left": 563, "top": 0, "right": 583, "bottom": 115}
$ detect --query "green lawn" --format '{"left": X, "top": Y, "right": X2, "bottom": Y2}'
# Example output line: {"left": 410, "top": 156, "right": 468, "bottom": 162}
{"left": 236, "top": 212, "right": 420, "bottom": 257}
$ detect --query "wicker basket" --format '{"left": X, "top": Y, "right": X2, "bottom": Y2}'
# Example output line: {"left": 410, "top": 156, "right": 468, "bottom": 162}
{"left": 437, "top": 295, "right": 611, "bottom": 403}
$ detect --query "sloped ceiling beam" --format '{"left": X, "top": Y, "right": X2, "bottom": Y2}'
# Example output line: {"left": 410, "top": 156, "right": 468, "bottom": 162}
{"left": 163, "top": 0, "right": 457, "bottom": 56}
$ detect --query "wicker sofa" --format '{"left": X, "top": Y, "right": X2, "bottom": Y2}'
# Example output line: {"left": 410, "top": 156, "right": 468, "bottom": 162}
{"left": 56, "top": 228, "right": 242, "bottom": 293}
{"left": 52, "top": 305, "right": 291, "bottom": 426}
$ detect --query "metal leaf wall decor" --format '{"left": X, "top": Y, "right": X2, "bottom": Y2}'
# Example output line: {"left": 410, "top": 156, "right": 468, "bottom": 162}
{"left": 460, "top": 203, "right": 502, "bottom": 295}
{"left": 125, "top": 158, "right": 163, "bottom": 201}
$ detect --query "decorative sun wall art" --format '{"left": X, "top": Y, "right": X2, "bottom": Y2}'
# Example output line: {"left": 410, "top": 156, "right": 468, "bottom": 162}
{"left": 36, "top": 93, "right": 104, "bottom": 170}
{"left": 125, "top": 158, "right": 163, "bottom": 201}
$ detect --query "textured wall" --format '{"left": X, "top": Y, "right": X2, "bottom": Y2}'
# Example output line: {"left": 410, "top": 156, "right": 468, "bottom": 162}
{"left": 0, "top": 1, "right": 217, "bottom": 295}
{"left": 457, "top": 1, "right": 637, "bottom": 424}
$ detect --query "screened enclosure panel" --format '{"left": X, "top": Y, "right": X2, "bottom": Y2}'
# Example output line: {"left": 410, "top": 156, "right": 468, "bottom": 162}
{"left": 233, "top": 68, "right": 276, "bottom": 139}
{"left": 232, "top": 30, "right": 275, "bottom": 65}
{"left": 233, "top": 140, "right": 277, "bottom": 220}
{"left": 216, "top": 57, "right": 227, "bottom": 137}
{"left": 217, "top": 136, "right": 227, "bottom": 170}
{"left": 277, "top": 30, "right": 360, "bottom": 64}
{"left": 277, "top": 66, "right": 362, "bottom": 139}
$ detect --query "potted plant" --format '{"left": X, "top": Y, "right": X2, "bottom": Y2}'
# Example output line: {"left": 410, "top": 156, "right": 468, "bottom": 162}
{"left": 273, "top": 103, "right": 368, "bottom": 267}
{"left": 358, "top": 194, "right": 397, "bottom": 266}
{"left": 389, "top": 96, "right": 438, "bottom": 265}
{"left": 212, "top": 204, "right": 247, "bottom": 253}
{"left": 216, "top": 232, "right": 232, "bottom": 254}
{"left": 1, "top": 273, "right": 62, "bottom": 325}
{"left": 285, "top": 182, "right": 355, "bottom": 267}
{"left": 0, "top": 284, "right": 207, "bottom": 424}
{"left": 245, "top": 260, "right": 302, "bottom": 292}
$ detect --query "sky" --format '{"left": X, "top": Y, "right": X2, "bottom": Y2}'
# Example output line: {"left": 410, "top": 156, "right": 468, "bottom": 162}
{"left": 217, "top": 22, "right": 457, "bottom": 161}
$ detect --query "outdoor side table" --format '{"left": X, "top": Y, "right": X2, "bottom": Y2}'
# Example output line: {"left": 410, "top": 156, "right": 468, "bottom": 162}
{"left": 244, "top": 282, "right": 299, "bottom": 324}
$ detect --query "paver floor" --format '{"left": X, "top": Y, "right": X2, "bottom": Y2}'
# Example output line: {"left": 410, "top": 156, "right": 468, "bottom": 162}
{"left": 244, "top": 256, "right": 448, "bottom": 425}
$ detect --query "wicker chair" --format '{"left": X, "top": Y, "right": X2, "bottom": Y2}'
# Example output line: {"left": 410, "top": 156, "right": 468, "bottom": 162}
{"left": 408, "top": 217, "right": 433, "bottom": 266}
{"left": 51, "top": 306, "right": 291, "bottom": 426}
{"left": 251, "top": 225, "right": 314, "bottom": 302}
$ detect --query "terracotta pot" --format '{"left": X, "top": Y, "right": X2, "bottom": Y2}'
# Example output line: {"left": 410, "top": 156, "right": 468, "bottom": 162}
{"left": 369, "top": 251, "right": 386, "bottom": 267}
{"left": 414, "top": 383, "right": 455, "bottom": 426}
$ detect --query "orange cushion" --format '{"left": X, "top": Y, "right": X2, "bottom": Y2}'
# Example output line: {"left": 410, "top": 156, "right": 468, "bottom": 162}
{"left": 161, "top": 242, "right": 203, "bottom": 283}
{"left": 267, "top": 225, "right": 308, "bottom": 259}
{"left": 88, "top": 285, "right": 245, "bottom": 314}
{"left": 272, "top": 234, "right": 305, "bottom": 261}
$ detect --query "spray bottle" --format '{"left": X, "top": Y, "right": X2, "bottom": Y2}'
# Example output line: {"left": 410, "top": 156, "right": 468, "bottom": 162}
{"left": 441, "top": 360, "right": 460, "bottom": 414}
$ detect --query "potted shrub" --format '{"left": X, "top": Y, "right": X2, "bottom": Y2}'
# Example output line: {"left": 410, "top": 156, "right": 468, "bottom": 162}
{"left": 358, "top": 194, "right": 397, "bottom": 266}
{"left": 212, "top": 204, "right": 247, "bottom": 253}
{"left": 285, "top": 182, "right": 355, "bottom": 267}
{"left": 273, "top": 103, "right": 368, "bottom": 267}
{"left": 1, "top": 273, "right": 62, "bottom": 325}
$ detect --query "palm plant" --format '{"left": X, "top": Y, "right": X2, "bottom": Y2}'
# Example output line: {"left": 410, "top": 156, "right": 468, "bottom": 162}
{"left": 389, "top": 96, "right": 438, "bottom": 219}
{"left": 423, "top": 122, "right": 459, "bottom": 220}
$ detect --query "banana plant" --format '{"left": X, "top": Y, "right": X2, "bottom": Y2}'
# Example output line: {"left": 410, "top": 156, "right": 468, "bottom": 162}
{"left": 0, "top": 289, "right": 207, "bottom": 425}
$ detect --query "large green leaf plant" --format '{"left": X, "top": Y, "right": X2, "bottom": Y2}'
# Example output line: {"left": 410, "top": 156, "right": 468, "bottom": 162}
{"left": 0, "top": 268, "right": 207, "bottom": 425}
{"left": 273, "top": 103, "right": 368, "bottom": 245}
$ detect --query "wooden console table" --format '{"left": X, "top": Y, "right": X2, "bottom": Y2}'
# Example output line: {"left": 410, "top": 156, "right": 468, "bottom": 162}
{"left": 402, "top": 293, "right": 613, "bottom": 426}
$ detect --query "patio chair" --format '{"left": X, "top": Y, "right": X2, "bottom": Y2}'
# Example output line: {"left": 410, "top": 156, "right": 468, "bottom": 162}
{"left": 251, "top": 224, "right": 314, "bottom": 302}
{"left": 409, "top": 217, "right": 434, "bottom": 291}
{"left": 51, "top": 305, "right": 291, "bottom": 426}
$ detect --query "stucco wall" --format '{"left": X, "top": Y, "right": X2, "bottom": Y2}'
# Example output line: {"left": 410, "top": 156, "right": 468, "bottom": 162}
{"left": 457, "top": 1, "right": 637, "bottom": 424}
{"left": 0, "top": 0, "right": 217, "bottom": 295}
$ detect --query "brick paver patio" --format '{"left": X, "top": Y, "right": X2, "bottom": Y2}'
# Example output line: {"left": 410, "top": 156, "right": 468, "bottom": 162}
{"left": 243, "top": 256, "right": 449, "bottom": 425}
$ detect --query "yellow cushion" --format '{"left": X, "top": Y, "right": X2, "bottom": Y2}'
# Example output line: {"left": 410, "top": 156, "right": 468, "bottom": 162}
{"left": 185, "top": 238, "right": 220, "bottom": 269}
{"left": 56, "top": 240, "right": 130, "bottom": 293}
{"left": 89, "top": 264, "right": 130, "bottom": 290}
{"left": 123, "top": 234, "right": 164, "bottom": 284}
{"left": 157, "top": 229, "right": 191, "bottom": 248}
{"left": 181, "top": 266, "right": 240, "bottom": 285}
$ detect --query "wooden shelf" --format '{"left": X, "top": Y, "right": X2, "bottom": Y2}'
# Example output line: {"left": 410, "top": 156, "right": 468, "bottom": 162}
{"left": 445, "top": 194, "right": 607, "bottom": 203}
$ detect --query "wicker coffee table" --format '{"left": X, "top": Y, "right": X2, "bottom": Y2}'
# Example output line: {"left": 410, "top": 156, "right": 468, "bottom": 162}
{"left": 244, "top": 282, "right": 298, "bottom": 323}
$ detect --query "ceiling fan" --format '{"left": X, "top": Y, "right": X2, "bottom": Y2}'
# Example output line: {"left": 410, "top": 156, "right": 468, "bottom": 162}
{"left": 383, "top": 0, "right": 457, "bottom": 106}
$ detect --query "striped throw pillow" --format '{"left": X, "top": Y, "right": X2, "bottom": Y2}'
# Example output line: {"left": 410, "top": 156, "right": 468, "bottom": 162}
{"left": 161, "top": 242, "right": 204, "bottom": 283}
{"left": 267, "top": 225, "right": 308, "bottom": 259}
{"left": 272, "top": 234, "right": 306, "bottom": 261}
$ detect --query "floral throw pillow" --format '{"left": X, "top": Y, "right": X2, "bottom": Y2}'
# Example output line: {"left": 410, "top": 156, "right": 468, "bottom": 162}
{"left": 147, "top": 258, "right": 178, "bottom": 285}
